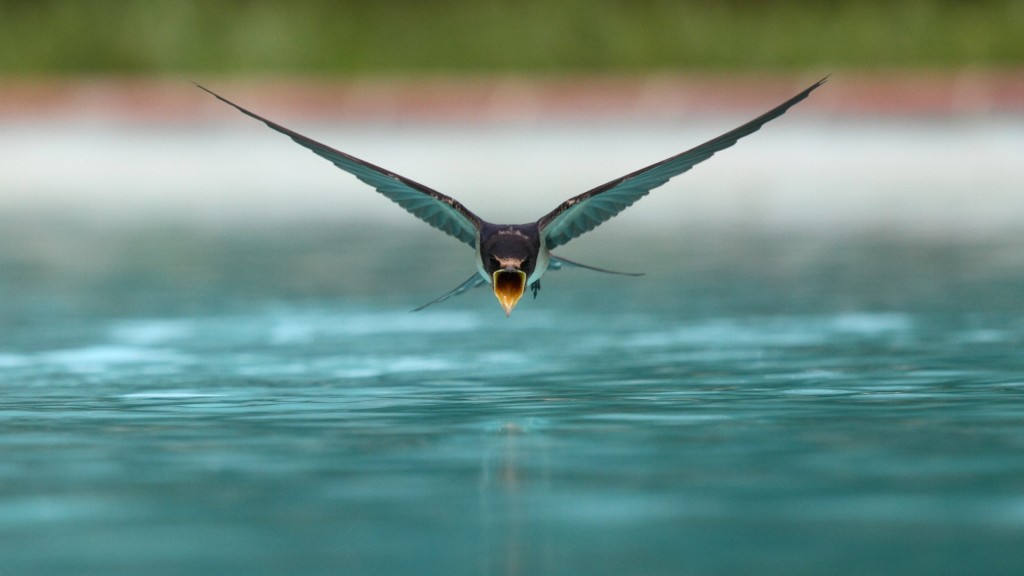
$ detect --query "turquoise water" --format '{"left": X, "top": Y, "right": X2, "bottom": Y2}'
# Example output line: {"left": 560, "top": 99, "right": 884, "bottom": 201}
{"left": 2, "top": 223, "right": 1024, "bottom": 575}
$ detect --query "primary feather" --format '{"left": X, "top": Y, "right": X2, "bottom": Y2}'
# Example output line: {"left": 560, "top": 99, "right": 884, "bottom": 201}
{"left": 194, "top": 84, "right": 483, "bottom": 247}
{"left": 537, "top": 77, "right": 828, "bottom": 250}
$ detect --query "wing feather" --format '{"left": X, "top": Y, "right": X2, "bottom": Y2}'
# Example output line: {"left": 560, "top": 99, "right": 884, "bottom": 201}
{"left": 197, "top": 84, "right": 482, "bottom": 247}
{"left": 538, "top": 77, "right": 827, "bottom": 249}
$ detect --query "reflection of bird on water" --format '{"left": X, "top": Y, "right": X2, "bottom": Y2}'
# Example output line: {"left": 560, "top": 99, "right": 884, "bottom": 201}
{"left": 197, "top": 77, "right": 826, "bottom": 316}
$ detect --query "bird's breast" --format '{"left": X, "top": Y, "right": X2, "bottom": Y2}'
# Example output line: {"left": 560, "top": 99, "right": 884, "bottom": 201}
{"left": 528, "top": 245, "right": 550, "bottom": 285}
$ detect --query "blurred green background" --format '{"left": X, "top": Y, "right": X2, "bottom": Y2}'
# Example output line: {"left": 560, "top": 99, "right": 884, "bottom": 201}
{"left": 2, "top": 0, "right": 1021, "bottom": 76}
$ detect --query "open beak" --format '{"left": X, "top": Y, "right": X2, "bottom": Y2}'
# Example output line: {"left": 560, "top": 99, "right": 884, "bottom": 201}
{"left": 492, "top": 269, "right": 527, "bottom": 316}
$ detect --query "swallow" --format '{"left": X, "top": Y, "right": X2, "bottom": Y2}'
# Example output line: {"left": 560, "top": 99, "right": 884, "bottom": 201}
{"left": 197, "top": 77, "right": 826, "bottom": 316}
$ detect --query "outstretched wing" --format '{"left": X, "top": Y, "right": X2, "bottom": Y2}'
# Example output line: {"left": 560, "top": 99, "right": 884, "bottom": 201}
{"left": 537, "top": 77, "right": 827, "bottom": 250}
{"left": 196, "top": 84, "right": 483, "bottom": 247}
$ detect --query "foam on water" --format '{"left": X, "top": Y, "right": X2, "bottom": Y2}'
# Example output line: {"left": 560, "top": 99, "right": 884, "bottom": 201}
{"left": 623, "top": 312, "right": 914, "bottom": 350}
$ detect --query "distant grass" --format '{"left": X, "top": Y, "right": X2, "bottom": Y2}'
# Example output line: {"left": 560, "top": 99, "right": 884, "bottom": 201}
{"left": 1, "top": 0, "right": 1022, "bottom": 75}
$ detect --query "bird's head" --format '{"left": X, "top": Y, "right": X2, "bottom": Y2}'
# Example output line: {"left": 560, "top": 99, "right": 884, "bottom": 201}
{"left": 483, "top": 233, "right": 537, "bottom": 316}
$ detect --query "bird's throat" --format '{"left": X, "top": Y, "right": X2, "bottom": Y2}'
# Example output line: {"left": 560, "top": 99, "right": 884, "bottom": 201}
{"left": 492, "top": 270, "right": 527, "bottom": 316}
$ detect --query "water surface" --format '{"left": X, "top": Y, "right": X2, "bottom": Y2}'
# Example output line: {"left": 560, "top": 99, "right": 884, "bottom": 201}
{"left": 2, "top": 224, "right": 1023, "bottom": 575}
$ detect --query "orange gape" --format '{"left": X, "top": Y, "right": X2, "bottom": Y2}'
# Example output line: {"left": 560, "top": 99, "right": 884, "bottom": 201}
{"left": 492, "top": 270, "right": 527, "bottom": 316}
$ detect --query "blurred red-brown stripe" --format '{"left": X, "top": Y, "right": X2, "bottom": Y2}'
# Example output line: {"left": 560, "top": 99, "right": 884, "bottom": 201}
{"left": 1, "top": 71, "right": 1022, "bottom": 122}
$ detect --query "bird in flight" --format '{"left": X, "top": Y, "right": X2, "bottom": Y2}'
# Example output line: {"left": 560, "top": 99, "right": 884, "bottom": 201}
{"left": 197, "top": 77, "right": 826, "bottom": 316}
